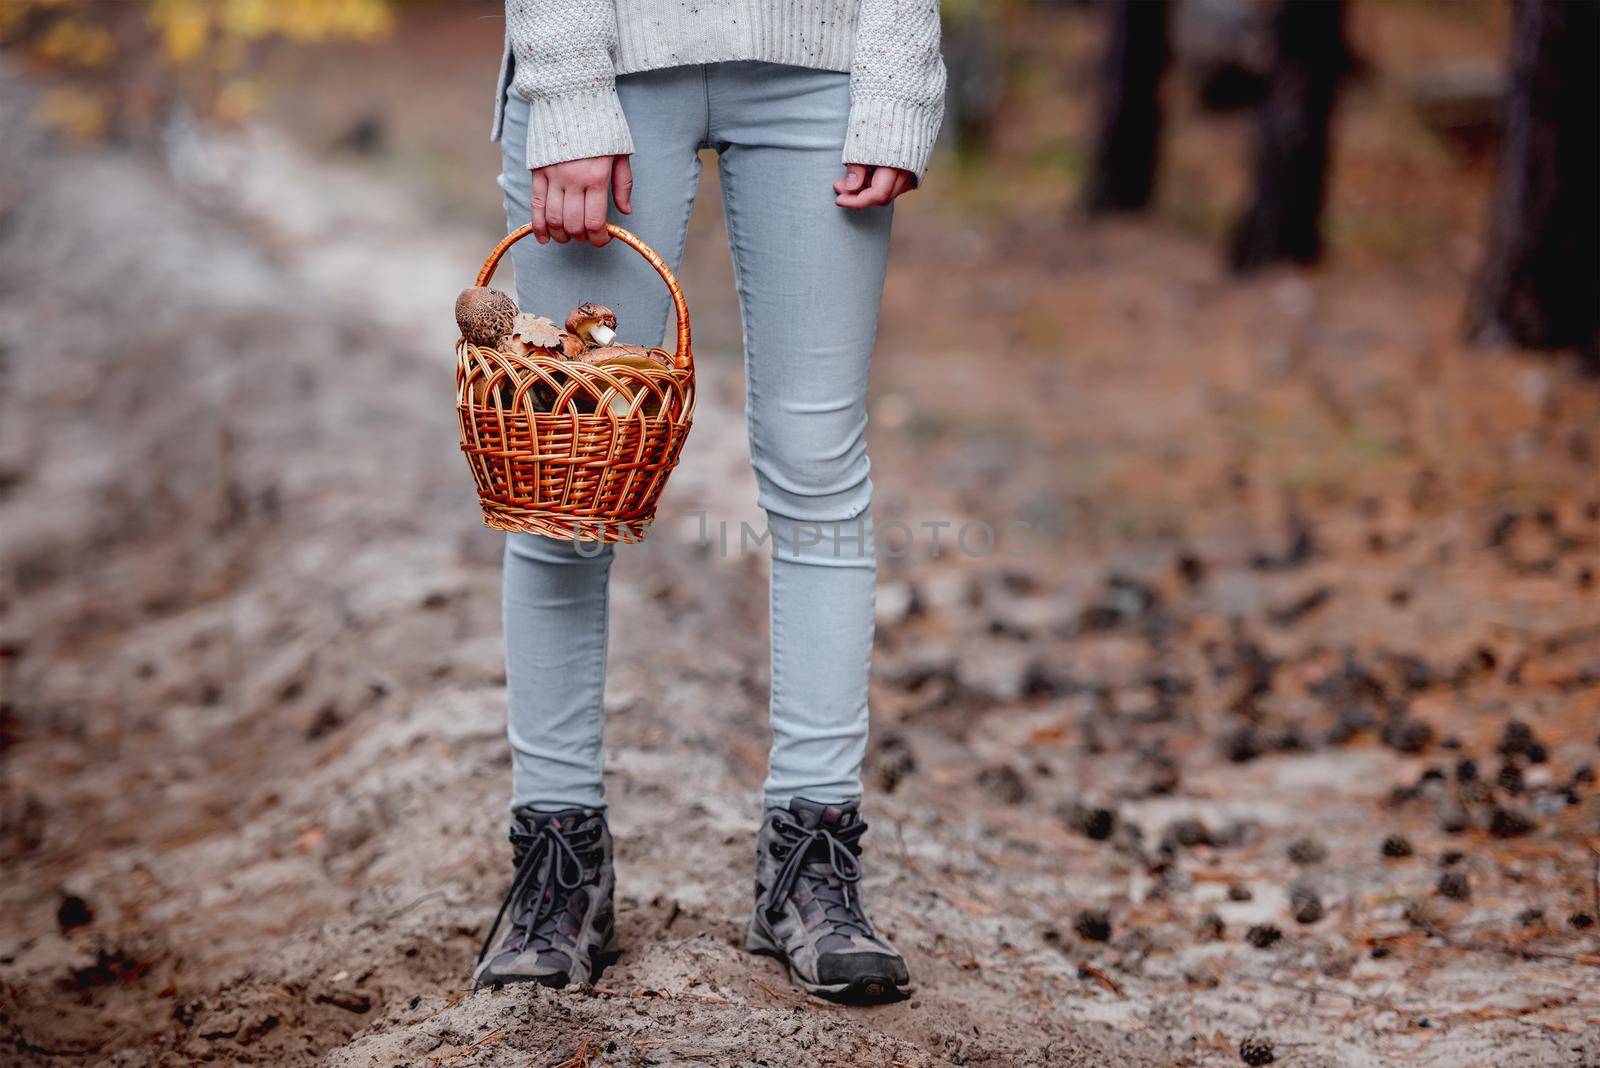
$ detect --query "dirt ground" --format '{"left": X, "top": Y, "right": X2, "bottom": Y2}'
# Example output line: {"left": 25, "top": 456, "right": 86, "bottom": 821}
{"left": 3, "top": 5, "right": 1599, "bottom": 1067}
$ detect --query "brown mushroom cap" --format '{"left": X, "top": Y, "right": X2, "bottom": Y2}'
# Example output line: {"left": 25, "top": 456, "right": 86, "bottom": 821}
{"left": 470, "top": 367, "right": 517, "bottom": 409}
{"left": 456, "top": 286, "right": 518, "bottom": 346}
{"left": 578, "top": 344, "right": 671, "bottom": 370}
{"left": 582, "top": 357, "right": 665, "bottom": 418}
{"left": 565, "top": 303, "right": 619, "bottom": 344}
{"left": 556, "top": 332, "right": 589, "bottom": 360}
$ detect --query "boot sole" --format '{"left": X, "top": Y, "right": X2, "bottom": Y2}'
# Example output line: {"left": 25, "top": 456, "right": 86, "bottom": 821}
{"left": 745, "top": 922, "right": 909, "bottom": 1005}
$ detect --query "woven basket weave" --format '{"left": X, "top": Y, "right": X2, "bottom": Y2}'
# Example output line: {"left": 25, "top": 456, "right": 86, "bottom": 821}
{"left": 456, "top": 223, "right": 695, "bottom": 543}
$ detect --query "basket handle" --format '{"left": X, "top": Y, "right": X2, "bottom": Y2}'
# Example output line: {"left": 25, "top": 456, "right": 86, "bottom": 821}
{"left": 474, "top": 223, "right": 691, "bottom": 371}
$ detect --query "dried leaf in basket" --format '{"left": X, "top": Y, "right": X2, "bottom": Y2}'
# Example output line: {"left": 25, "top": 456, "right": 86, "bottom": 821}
{"left": 496, "top": 313, "right": 564, "bottom": 357}
{"left": 496, "top": 314, "right": 586, "bottom": 360}
{"left": 456, "top": 286, "right": 518, "bottom": 346}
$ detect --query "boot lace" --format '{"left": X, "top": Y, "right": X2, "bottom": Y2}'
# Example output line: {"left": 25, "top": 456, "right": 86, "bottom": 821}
{"left": 476, "top": 819, "right": 591, "bottom": 967}
{"left": 765, "top": 811, "right": 873, "bottom": 938}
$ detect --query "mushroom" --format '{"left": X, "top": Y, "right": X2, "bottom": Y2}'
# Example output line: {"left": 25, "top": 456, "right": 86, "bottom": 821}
{"left": 580, "top": 345, "right": 671, "bottom": 417}
{"left": 470, "top": 367, "right": 518, "bottom": 410}
{"left": 496, "top": 313, "right": 565, "bottom": 357}
{"left": 590, "top": 380, "right": 656, "bottom": 418}
{"left": 578, "top": 344, "right": 672, "bottom": 370}
{"left": 565, "top": 303, "right": 618, "bottom": 347}
{"left": 556, "top": 332, "right": 589, "bottom": 359}
{"left": 456, "top": 286, "right": 518, "bottom": 346}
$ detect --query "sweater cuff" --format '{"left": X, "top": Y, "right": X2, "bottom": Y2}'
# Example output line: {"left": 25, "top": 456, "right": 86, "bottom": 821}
{"left": 843, "top": 94, "right": 943, "bottom": 183}
{"left": 523, "top": 87, "right": 635, "bottom": 171}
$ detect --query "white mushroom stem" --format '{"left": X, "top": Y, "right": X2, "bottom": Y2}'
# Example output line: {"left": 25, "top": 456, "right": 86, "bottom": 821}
{"left": 588, "top": 323, "right": 616, "bottom": 346}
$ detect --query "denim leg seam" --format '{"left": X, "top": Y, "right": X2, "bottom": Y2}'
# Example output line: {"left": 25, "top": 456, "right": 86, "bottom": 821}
{"left": 718, "top": 156, "right": 765, "bottom": 478}
{"left": 702, "top": 64, "right": 712, "bottom": 146}
{"left": 587, "top": 551, "right": 611, "bottom": 802}
{"left": 717, "top": 144, "right": 783, "bottom": 778}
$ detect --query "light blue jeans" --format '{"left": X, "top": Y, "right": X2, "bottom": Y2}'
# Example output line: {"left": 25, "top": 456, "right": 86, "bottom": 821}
{"left": 496, "top": 62, "right": 892, "bottom": 813}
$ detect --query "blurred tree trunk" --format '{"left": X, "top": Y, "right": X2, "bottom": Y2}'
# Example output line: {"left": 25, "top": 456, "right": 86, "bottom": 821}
{"left": 1228, "top": 0, "right": 1350, "bottom": 272}
{"left": 943, "top": 5, "right": 1005, "bottom": 165}
{"left": 1467, "top": 0, "right": 1600, "bottom": 359}
{"left": 1086, "top": 0, "right": 1170, "bottom": 214}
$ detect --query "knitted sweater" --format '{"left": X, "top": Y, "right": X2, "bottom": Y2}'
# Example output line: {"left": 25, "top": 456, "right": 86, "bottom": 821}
{"left": 492, "top": 1, "right": 946, "bottom": 180}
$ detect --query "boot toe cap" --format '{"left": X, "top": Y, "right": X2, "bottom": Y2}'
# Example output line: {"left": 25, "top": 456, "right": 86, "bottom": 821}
{"left": 816, "top": 950, "right": 910, "bottom": 988}
{"left": 475, "top": 949, "right": 577, "bottom": 989}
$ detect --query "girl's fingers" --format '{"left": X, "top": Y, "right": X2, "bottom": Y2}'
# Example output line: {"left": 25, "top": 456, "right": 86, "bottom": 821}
{"left": 563, "top": 188, "right": 588, "bottom": 247}
{"left": 563, "top": 186, "right": 587, "bottom": 245}
{"left": 584, "top": 184, "right": 610, "bottom": 246}
{"left": 530, "top": 170, "right": 550, "bottom": 243}
{"left": 866, "top": 165, "right": 899, "bottom": 205}
{"left": 612, "top": 156, "right": 633, "bottom": 216}
{"left": 835, "top": 169, "right": 870, "bottom": 207}
{"left": 834, "top": 164, "right": 915, "bottom": 209}
{"left": 837, "top": 166, "right": 897, "bottom": 208}
{"left": 833, "top": 163, "right": 868, "bottom": 201}
{"left": 547, "top": 184, "right": 569, "bottom": 243}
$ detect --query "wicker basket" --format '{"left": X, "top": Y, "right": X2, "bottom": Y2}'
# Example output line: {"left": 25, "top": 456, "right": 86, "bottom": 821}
{"left": 456, "top": 223, "right": 695, "bottom": 543}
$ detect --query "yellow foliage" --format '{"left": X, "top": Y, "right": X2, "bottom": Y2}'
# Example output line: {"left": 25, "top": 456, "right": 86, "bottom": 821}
{"left": 34, "top": 85, "right": 109, "bottom": 141}
{"left": 3, "top": 0, "right": 395, "bottom": 136}
{"left": 35, "top": 16, "right": 116, "bottom": 67}
{"left": 219, "top": 0, "right": 393, "bottom": 43}
{"left": 213, "top": 77, "right": 261, "bottom": 123}
{"left": 143, "top": 0, "right": 393, "bottom": 62}
{"left": 148, "top": 0, "right": 211, "bottom": 64}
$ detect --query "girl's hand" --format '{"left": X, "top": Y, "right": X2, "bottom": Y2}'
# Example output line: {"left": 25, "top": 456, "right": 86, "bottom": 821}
{"left": 531, "top": 155, "right": 634, "bottom": 246}
{"left": 833, "top": 164, "right": 915, "bottom": 209}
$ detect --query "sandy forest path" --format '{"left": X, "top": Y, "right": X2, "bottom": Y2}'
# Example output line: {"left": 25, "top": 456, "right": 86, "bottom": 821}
{"left": 4, "top": 44, "right": 1600, "bottom": 1068}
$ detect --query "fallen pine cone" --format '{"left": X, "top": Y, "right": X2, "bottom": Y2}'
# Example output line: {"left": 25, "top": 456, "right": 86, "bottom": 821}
{"left": 1286, "top": 836, "right": 1327, "bottom": 865}
{"left": 1066, "top": 801, "right": 1116, "bottom": 841}
{"left": 1290, "top": 883, "right": 1325, "bottom": 924}
{"left": 1488, "top": 805, "right": 1536, "bottom": 838}
{"left": 1245, "top": 924, "right": 1282, "bottom": 948}
{"left": 1238, "top": 1035, "right": 1276, "bottom": 1065}
{"left": 1073, "top": 908, "right": 1112, "bottom": 942}
{"left": 1380, "top": 833, "right": 1414, "bottom": 858}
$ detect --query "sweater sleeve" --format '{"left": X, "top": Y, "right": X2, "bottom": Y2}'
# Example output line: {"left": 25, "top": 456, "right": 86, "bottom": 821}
{"left": 844, "top": 0, "right": 947, "bottom": 182}
{"left": 504, "top": 0, "right": 634, "bottom": 170}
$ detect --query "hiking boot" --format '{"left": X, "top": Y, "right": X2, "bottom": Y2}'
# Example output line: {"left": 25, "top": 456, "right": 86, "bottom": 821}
{"left": 746, "top": 798, "right": 910, "bottom": 1003}
{"left": 472, "top": 806, "right": 617, "bottom": 990}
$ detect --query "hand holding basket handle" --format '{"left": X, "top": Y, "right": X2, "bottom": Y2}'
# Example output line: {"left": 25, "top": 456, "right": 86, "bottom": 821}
{"left": 455, "top": 223, "right": 696, "bottom": 545}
